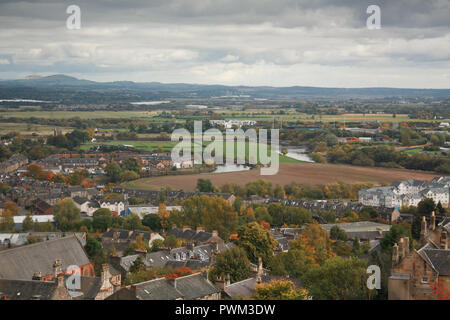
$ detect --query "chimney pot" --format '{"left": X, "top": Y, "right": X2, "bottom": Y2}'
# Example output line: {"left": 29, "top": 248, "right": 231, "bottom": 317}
{"left": 196, "top": 226, "right": 204, "bottom": 233}
{"left": 430, "top": 212, "right": 436, "bottom": 231}
{"left": 32, "top": 272, "right": 43, "bottom": 281}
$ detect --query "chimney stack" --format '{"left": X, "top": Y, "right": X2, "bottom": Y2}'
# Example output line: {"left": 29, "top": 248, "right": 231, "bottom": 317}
{"left": 441, "top": 231, "right": 448, "bottom": 250}
{"left": 212, "top": 230, "right": 218, "bottom": 238}
{"left": 420, "top": 216, "right": 427, "bottom": 243}
{"left": 100, "top": 264, "right": 112, "bottom": 290}
{"left": 392, "top": 243, "right": 399, "bottom": 265}
{"left": 376, "top": 227, "right": 383, "bottom": 236}
{"left": 256, "top": 256, "right": 263, "bottom": 283}
{"left": 404, "top": 237, "right": 410, "bottom": 256}
{"left": 53, "top": 259, "right": 63, "bottom": 278}
{"left": 430, "top": 211, "right": 436, "bottom": 231}
{"left": 209, "top": 250, "right": 216, "bottom": 267}
{"left": 398, "top": 238, "right": 405, "bottom": 260}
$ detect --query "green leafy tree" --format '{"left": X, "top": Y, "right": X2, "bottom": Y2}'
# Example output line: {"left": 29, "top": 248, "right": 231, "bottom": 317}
{"left": 22, "top": 214, "right": 34, "bottom": 231}
{"left": 142, "top": 214, "right": 162, "bottom": 231}
{"left": 380, "top": 224, "right": 412, "bottom": 251}
{"left": 150, "top": 239, "right": 164, "bottom": 252}
{"left": 270, "top": 248, "right": 317, "bottom": 278}
{"left": 330, "top": 225, "right": 348, "bottom": 241}
{"left": 129, "top": 256, "right": 146, "bottom": 273}
{"left": 123, "top": 158, "right": 140, "bottom": 174}
{"left": 92, "top": 208, "right": 113, "bottom": 232}
{"left": 417, "top": 198, "right": 436, "bottom": 216}
{"left": 164, "top": 235, "right": 181, "bottom": 249}
{"left": 197, "top": 179, "right": 214, "bottom": 192}
{"left": 53, "top": 198, "right": 81, "bottom": 231}
{"left": 352, "top": 237, "right": 361, "bottom": 256}
{"left": 85, "top": 236, "right": 106, "bottom": 276}
{"left": 302, "top": 256, "right": 371, "bottom": 300}
{"left": 123, "top": 213, "right": 146, "bottom": 231}
{"left": 119, "top": 170, "right": 139, "bottom": 182}
{"left": 209, "top": 247, "right": 250, "bottom": 283}
{"left": 105, "top": 161, "right": 122, "bottom": 182}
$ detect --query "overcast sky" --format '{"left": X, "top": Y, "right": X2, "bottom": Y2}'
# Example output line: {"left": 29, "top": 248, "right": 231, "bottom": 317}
{"left": 0, "top": 0, "right": 449, "bottom": 88}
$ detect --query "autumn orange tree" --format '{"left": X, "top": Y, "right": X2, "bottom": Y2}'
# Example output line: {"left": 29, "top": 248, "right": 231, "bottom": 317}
{"left": 3, "top": 201, "right": 18, "bottom": 216}
{"left": 237, "top": 222, "right": 276, "bottom": 266}
{"left": 181, "top": 195, "right": 238, "bottom": 240}
{"left": 0, "top": 201, "right": 17, "bottom": 232}
{"left": 157, "top": 203, "right": 171, "bottom": 231}
{"left": 271, "top": 222, "right": 336, "bottom": 278}
{"left": 26, "top": 164, "right": 48, "bottom": 180}
{"left": 290, "top": 222, "right": 336, "bottom": 265}
{"left": 165, "top": 266, "right": 194, "bottom": 279}
{"left": 130, "top": 235, "right": 149, "bottom": 252}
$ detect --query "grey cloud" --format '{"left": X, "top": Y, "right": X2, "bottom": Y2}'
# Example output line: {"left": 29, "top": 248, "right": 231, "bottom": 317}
{"left": 0, "top": 0, "right": 448, "bottom": 88}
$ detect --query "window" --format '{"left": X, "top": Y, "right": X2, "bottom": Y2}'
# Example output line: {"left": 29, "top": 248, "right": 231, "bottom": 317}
{"left": 421, "top": 277, "right": 428, "bottom": 284}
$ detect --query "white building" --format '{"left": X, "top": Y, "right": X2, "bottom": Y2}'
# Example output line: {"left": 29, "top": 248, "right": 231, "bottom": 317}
{"left": 359, "top": 177, "right": 450, "bottom": 208}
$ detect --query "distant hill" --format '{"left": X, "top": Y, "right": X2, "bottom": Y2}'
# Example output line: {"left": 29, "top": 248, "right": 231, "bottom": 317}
{"left": 1, "top": 74, "right": 96, "bottom": 87}
{"left": 0, "top": 74, "right": 449, "bottom": 99}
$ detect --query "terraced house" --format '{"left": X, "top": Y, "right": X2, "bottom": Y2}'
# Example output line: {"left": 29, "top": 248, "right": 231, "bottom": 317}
{"left": 359, "top": 177, "right": 450, "bottom": 209}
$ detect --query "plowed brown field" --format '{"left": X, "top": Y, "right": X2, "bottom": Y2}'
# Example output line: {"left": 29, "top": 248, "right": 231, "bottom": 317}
{"left": 125, "top": 163, "right": 440, "bottom": 191}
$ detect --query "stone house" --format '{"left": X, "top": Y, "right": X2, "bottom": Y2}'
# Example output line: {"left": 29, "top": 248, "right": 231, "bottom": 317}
{"left": 388, "top": 214, "right": 450, "bottom": 300}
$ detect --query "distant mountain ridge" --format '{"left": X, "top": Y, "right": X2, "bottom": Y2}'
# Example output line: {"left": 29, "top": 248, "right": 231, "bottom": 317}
{"left": 0, "top": 74, "right": 449, "bottom": 99}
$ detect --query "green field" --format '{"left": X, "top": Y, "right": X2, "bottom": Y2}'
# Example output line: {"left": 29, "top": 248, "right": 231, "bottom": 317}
{"left": 0, "top": 122, "right": 74, "bottom": 135}
{"left": 82, "top": 139, "right": 300, "bottom": 163}
{"left": 0, "top": 110, "right": 161, "bottom": 119}
{"left": 1, "top": 109, "right": 446, "bottom": 123}
{"left": 81, "top": 140, "right": 178, "bottom": 152}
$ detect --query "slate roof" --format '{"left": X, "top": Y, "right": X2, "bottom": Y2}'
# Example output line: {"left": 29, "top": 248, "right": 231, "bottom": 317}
{"left": 174, "top": 273, "right": 220, "bottom": 299}
{"left": 146, "top": 250, "right": 172, "bottom": 268}
{"left": 164, "top": 260, "right": 187, "bottom": 270}
{"left": 135, "top": 278, "right": 183, "bottom": 300}
{"left": 108, "top": 272, "right": 220, "bottom": 300}
{"left": 0, "top": 235, "right": 90, "bottom": 280}
{"left": 130, "top": 230, "right": 152, "bottom": 241}
{"left": 0, "top": 278, "right": 60, "bottom": 300}
{"left": 167, "top": 227, "right": 214, "bottom": 242}
{"left": 103, "top": 229, "right": 132, "bottom": 240}
{"left": 64, "top": 275, "right": 102, "bottom": 300}
{"left": 420, "top": 249, "right": 450, "bottom": 276}
{"left": 73, "top": 196, "right": 89, "bottom": 205}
